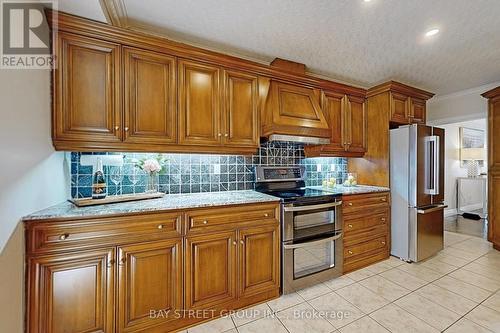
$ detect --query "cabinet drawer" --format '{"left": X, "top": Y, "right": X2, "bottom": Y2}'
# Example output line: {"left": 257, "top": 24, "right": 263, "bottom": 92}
{"left": 344, "top": 211, "right": 388, "bottom": 236}
{"left": 186, "top": 204, "right": 279, "bottom": 232}
{"left": 26, "top": 212, "right": 182, "bottom": 254}
{"left": 344, "top": 235, "right": 388, "bottom": 260}
{"left": 343, "top": 192, "right": 389, "bottom": 215}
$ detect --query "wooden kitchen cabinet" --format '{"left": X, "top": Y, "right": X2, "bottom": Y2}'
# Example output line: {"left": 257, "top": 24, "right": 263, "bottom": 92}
{"left": 117, "top": 239, "right": 183, "bottom": 332}
{"left": 223, "top": 70, "right": 259, "bottom": 147}
{"left": 178, "top": 59, "right": 222, "bottom": 146}
{"left": 409, "top": 97, "right": 426, "bottom": 124}
{"left": 184, "top": 231, "right": 238, "bottom": 309}
{"left": 27, "top": 248, "right": 115, "bottom": 333}
{"left": 304, "top": 92, "right": 367, "bottom": 157}
{"left": 53, "top": 32, "right": 121, "bottom": 143}
{"left": 123, "top": 47, "right": 177, "bottom": 144}
{"left": 238, "top": 225, "right": 280, "bottom": 298}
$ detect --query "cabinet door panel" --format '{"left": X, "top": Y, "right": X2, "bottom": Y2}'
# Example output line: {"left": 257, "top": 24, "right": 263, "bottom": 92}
{"left": 27, "top": 249, "right": 115, "bottom": 333}
{"left": 179, "top": 59, "right": 221, "bottom": 145}
{"left": 322, "top": 91, "right": 346, "bottom": 152}
{"left": 239, "top": 225, "right": 279, "bottom": 297}
{"left": 346, "top": 95, "right": 367, "bottom": 153}
{"left": 185, "top": 231, "right": 237, "bottom": 309}
{"left": 409, "top": 97, "right": 426, "bottom": 124}
{"left": 223, "top": 70, "right": 259, "bottom": 147}
{"left": 124, "top": 47, "right": 177, "bottom": 144}
{"left": 390, "top": 92, "right": 409, "bottom": 124}
{"left": 118, "top": 239, "right": 182, "bottom": 332}
{"left": 54, "top": 32, "right": 121, "bottom": 142}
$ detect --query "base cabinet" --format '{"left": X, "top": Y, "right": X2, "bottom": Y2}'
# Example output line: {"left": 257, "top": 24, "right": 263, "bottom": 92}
{"left": 25, "top": 203, "right": 280, "bottom": 333}
{"left": 27, "top": 248, "right": 115, "bottom": 333}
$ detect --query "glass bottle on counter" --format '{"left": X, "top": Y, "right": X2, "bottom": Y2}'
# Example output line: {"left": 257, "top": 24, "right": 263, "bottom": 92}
{"left": 92, "top": 157, "right": 107, "bottom": 199}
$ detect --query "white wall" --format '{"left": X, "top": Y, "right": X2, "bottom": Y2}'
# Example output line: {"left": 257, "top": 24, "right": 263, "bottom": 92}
{"left": 0, "top": 69, "right": 68, "bottom": 333}
{"left": 427, "top": 81, "right": 500, "bottom": 125}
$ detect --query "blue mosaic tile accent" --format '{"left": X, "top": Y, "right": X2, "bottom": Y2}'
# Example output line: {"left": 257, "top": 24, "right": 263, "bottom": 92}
{"left": 70, "top": 142, "right": 348, "bottom": 198}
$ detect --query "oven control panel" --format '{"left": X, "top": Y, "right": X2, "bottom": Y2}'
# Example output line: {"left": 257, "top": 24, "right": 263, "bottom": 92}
{"left": 256, "top": 166, "right": 304, "bottom": 182}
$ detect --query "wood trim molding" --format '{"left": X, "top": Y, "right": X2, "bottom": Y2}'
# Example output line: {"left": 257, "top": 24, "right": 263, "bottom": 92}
{"left": 482, "top": 86, "right": 500, "bottom": 100}
{"left": 98, "top": 0, "right": 128, "bottom": 27}
{"left": 47, "top": 9, "right": 366, "bottom": 97}
{"left": 367, "top": 80, "right": 434, "bottom": 100}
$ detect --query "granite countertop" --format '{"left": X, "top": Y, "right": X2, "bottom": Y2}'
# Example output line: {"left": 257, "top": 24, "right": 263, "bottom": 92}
{"left": 307, "top": 184, "right": 390, "bottom": 195}
{"left": 23, "top": 190, "right": 280, "bottom": 221}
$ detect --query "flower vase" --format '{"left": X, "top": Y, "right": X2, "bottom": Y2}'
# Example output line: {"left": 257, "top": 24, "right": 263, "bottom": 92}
{"left": 146, "top": 172, "right": 159, "bottom": 193}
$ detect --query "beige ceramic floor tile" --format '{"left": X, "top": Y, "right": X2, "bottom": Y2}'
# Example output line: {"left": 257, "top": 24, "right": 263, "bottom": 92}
{"left": 369, "top": 304, "right": 439, "bottom": 333}
{"left": 365, "top": 261, "right": 394, "bottom": 274}
{"left": 434, "top": 276, "right": 492, "bottom": 303}
{"left": 396, "top": 262, "right": 444, "bottom": 282}
{"left": 345, "top": 267, "right": 377, "bottom": 281}
{"left": 267, "top": 292, "right": 305, "bottom": 312}
{"left": 231, "top": 302, "right": 272, "bottom": 327}
{"left": 418, "top": 259, "right": 460, "bottom": 274}
{"left": 223, "top": 329, "right": 237, "bottom": 333}
{"left": 442, "top": 247, "right": 483, "bottom": 260}
{"left": 336, "top": 284, "right": 390, "bottom": 314}
{"left": 237, "top": 316, "right": 288, "bottom": 333}
{"left": 445, "top": 318, "right": 494, "bottom": 333}
{"left": 444, "top": 231, "right": 472, "bottom": 246}
{"left": 187, "top": 316, "right": 235, "bottom": 333}
{"left": 308, "top": 291, "right": 365, "bottom": 329}
{"left": 395, "top": 293, "right": 461, "bottom": 331}
{"left": 379, "top": 268, "right": 428, "bottom": 291}
{"left": 384, "top": 256, "right": 406, "bottom": 267}
{"left": 431, "top": 253, "right": 471, "bottom": 267}
{"left": 416, "top": 283, "right": 478, "bottom": 315}
{"left": 484, "top": 293, "right": 500, "bottom": 313}
{"left": 462, "top": 262, "right": 500, "bottom": 282}
{"left": 296, "top": 282, "right": 332, "bottom": 301}
{"left": 449, "top": 269, "right": 500, "bottom": 292}
{"left": 276, "top": 302, "right": 336, "bottom": 333}
{"left": 475, "top": 255, "right": 500, "bottom": 268}
{"left": 452, "top": 238, "right": 493, "bottom": 254}
{"left": 465, "top": 305, "right": 500, "bottom": 332}
{"left": 339, "top": 316, "right": 389, "bottom": 333}
{"left": 324, "top": 275, "right": 356, "bottom": 291}
{"left": 359, "top": 275, "right": 411, "bottom": 302}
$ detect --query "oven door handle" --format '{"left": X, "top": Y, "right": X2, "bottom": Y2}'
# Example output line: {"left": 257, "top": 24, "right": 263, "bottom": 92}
{"left": 283, "top": 233, "right": 343, "bottom": 250}
{"left": 283, "top": 201, "right": 342, "bottom": 212}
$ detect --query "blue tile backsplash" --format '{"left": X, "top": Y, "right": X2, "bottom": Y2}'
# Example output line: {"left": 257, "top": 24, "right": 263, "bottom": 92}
{"left": 70, "top": 142, "right": 347, "bottom": 198}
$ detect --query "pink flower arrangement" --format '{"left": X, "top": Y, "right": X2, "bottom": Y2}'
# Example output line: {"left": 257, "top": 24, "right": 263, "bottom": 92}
{"left": 141, "top": 159, "right": 162, "bottom": 174}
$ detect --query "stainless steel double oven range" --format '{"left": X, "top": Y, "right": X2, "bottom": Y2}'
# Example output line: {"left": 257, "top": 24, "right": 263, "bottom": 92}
{"left": 255, "top": 166, "right": 343, "bottom": 294}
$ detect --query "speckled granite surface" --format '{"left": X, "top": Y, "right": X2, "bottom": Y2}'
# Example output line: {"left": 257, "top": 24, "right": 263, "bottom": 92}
{"left": 23, "top": 190, "right": 280, "bottom": 221}
{"left": 307, "top": 185, "right": 390, "bottom": 195}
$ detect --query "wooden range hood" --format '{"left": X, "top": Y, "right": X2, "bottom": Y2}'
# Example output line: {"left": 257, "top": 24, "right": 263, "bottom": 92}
{"left": 259, "top": 59, "right": 331, "bottom": 144}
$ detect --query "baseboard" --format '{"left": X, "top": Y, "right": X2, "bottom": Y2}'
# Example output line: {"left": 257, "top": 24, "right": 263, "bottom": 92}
{"left": 444, "top": 208, "right": 458, "bottom": 217}
{"left": 459, "top": 203, "right": 484, "bottom": 212}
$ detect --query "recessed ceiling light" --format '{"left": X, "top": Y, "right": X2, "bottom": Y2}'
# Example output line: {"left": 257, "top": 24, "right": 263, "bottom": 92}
{"left": 364, "top": 0, "right": 372, "bottom": 2}
{"left": 425, "top": 28, "right": 440, "bottom": 37}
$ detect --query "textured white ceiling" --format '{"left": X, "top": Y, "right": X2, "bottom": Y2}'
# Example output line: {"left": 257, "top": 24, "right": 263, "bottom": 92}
{"left": 58, "top": 0, "right": 500, "bottom": 95}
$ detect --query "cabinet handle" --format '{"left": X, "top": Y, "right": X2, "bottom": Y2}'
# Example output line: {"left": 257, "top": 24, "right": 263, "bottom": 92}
{"left": 203, "top": 220, "right": 208, "bottom": 224}
{"left": 107, "top": 259, "right": 115, "bottom": 268}
{"left": 348, "top": 224, "right": 353, "bottom": 228}
{"left": 232, "top": 241, "right": 237, "bottom": 245}
{"left": 59, "top": 233, "right": 69, "bottom": 240}
{"left": 240, "top": 240, "right": 244, "bottom": 245}
{"left": 157, "top": 224, "right": 164, "bottom": 229}
{"left": 218, "top": 133, "right": 222, "bottom": 137}
{"left": 124, "top": 127, "right": 129, "bottom": 132}
{"left": 381, "top": 241, "right": 386, "bottom": 245}
{"left": 348, "top": 250, "right": 353, "bottom": 255}
{"left": 264, "top": 213, "right": 269, "bottom": 217}
{"left": 119, "top": 257, "right": 126, "bottom": 266}
{"left": 381, "top": 217, "right": 386, "bottom": 222}
{"left": 348, "top": 202, "right": 353, "bottom": 206}
{"left": 114, "top": 126, "right": 119, "bottom": 131}
{"left": 224, "top": 133, "right": 228, "bottom": 137}
{"left": 381, "top": 198, "right": 387, "bottom": 202}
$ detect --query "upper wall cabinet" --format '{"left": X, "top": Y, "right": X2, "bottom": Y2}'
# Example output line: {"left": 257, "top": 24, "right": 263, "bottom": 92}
{"left": 53, "top": 32, "right": 121, "bottom": 143}
{"left": 368, "top": 81, "right": 434, "bottom": 127}
{"left": 123, "top": 47, "right": 177, "bottom": 144}
{"left": 304, "top": 92, "right": 367, "bottom": 157}
{"left": 178, "top": 59, "right": 222, "bottom": 146}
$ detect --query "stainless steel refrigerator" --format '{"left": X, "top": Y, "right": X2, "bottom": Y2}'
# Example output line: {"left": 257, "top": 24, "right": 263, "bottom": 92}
{"left": 390, "top": 124, "right": 446, "bottom": 262}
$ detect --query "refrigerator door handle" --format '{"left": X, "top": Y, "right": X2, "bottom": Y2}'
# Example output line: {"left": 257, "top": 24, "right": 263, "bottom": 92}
{"left": 424, "top": 136, "right": 440, "bottom": 195}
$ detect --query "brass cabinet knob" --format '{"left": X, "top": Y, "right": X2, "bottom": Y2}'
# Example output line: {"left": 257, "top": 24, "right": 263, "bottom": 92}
{"left": 218, "top": 133, "right": 222, "bottom": 137}
{"left": 124, "top": 127, "right": 129, "bottom": 132}
{"left": 224, "top": 133, "right": 229, "bottom": 137}
{"left": 381, "top": 241, "right": 386, "bottom": 245}
{"left": 240, "top": 240, "right": 244, "bottom": 245}
{"left": 203, "top": 220, "right": 208, "bottom": 224}
{"left": 348, "top": 202, "right": 353, "bottom": 206}
{"left": 114, "top": 126, "right": 119, "bottom": 130}
{"left": 119, "top": 257, "right": 126, "bottom": 266}
{"left": 348, "top": 250, "right": 353, "bottom": 255}
{"left": 232, "top": 241, "right": 237, "bottom": 245}
{"left": 381, "top": 217, "right": 386, "bottom": 222}
{"left": 59, "top": 233, "right": 69, "bottom": 240}
{"left": 107, "top": 259, "right": 115, "bottom": 267}
{"left": 348, "top": 224, "right": 353, "bottom": 228}
{"left": 157, "top": 224, "right": 164, "bottom": 229}
{"left": 381, "top": 198, "right": 387, "bottom": 202}
{"left": 264, "top": 213, "right": 269, "bottom": 217}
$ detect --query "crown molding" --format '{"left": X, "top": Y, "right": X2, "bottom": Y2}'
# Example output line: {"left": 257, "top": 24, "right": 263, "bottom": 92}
{"left": 99, "top": 0, "right": 128, "bottom": 27}
{"left": 430, "top": 81, "right": 500, "bottom": 102}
